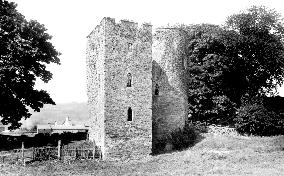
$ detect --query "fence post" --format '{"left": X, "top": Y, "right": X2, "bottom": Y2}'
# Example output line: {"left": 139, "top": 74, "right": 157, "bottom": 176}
{"left": 21, "top": 142, "right": 25, "bottom": 166}
{"left": 75, "top": 147, "right": 78, "bottom": 159}
{"left": 99, "top": 146, "right": 102, "bottom": 159}
{"left": 32, "top": 147, "right": 34, "bottom": 161}
{"left": 92, "top": 146, "right": 95, "bottom": 159}
{"left": 57, "top": 140, "right": 61, "bottom": 160}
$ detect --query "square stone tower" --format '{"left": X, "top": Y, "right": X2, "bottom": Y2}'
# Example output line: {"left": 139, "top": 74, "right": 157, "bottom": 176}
{"left": 86, "top": 17, "right": 152, "bottom": 160}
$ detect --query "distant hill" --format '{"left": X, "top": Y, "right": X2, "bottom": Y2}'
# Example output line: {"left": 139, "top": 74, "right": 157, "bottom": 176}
{"left": 22, "top": 102, "right": 88, "bottom": 129}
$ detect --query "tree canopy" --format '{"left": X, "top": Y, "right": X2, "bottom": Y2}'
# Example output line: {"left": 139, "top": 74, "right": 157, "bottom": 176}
{"left": 226, "top": 6, "right": 284, "bottom": 98}
{"left": 0, "top": 0, "right": 60, "bottom": 129}
{"left": 182, "top": 6, "right": 284, "bottom": 125}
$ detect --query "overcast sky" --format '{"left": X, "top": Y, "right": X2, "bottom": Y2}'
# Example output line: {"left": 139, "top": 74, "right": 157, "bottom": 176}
{"left": 9, "top": 0, "right": 284, "bottom": 104}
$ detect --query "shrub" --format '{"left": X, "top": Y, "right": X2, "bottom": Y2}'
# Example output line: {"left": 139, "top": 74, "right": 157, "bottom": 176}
{"left": 168, "top": 125, "right": 197, "bottom": 150}
{"left": 152, "top": 137, "right": 167, "bottom": 154}
{"left": 234, "top": 103, "right": 284, "bottom": 136}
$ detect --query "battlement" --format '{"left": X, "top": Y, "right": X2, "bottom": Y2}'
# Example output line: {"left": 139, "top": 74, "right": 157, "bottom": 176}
{"left": 87, "top": 17, "right": 152, "bottom": 38}
{"left": 106, "top": 17, "right": 152, "bottom": 31}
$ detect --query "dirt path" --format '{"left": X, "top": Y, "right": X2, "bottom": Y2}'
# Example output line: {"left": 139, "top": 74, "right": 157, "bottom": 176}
{"left": 1, "top": 134, "right": 284, "bottom": 176}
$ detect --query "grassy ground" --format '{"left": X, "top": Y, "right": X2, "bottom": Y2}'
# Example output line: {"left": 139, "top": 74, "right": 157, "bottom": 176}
{"left": 1, "top": 133, "right": 284, "bottom": 176}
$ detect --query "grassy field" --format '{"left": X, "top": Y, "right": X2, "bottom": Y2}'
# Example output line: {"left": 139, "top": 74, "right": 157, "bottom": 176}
{"left": 1, "top": 133, "right": 284, "bottom": 176}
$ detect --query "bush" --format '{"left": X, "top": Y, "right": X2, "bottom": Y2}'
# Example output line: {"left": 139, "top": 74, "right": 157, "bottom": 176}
{"left": 234, "top": 103, "right": 284, "bottom": 136}
{"left": 152, "top": 125, "right": 197, "bottom": 154}
{"left": 152, "top": 137, "right": 167, "bottom": 154}
{"left": 168, "top": 125, "right": 197, "bottom": 150}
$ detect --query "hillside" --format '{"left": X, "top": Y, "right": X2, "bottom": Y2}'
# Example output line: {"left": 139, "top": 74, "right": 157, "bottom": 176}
{"left": 21, "top": 102, "right": 88, "bottom": 129}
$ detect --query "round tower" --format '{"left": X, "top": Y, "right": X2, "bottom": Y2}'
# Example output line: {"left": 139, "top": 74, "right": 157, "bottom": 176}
{"left": 152, "top": 28, "right": 188, "bottom": 146}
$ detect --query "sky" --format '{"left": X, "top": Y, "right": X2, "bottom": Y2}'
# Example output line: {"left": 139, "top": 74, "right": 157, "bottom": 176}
{"left": 9, "top": 0, "right": 284, "bottom": 104}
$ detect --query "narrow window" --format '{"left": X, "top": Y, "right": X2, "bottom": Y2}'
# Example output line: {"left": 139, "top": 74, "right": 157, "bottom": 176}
{"left": 155, "top": 84, "right": 159, "bottom": 95}
{"left": 127, "top": 107, "right": 132, "bottom": 121}
{"left": 128, "top": 43, "right": 133, "bottom": 51}
{"left": 183, "top": 56, "right": 188, "bottom": 69}
{"left": 127, "top": 73, "right": 132, "bottom": 87}
{"left": 181, "top": 57, "right": 184, "bottom": 69}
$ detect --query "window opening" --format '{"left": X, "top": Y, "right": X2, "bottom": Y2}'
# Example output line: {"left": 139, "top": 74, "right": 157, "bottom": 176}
{"left": 181, "top": 56, "right": 184, "bottom": 69}
{"left": 155, "top": 84, "right": 159, "bottom": 95}
{"left": 127, "top": 107, "right": 132, "bottom": 121}
{"left": 128, "top": 43, "right": 133, "bottom": 51}
{"left": 127, "top": 73, "right": 132, "bottom": 87}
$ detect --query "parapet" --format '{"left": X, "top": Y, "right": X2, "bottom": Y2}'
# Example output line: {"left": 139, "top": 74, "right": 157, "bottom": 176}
{"left": 107, "top": 18, "right": 152, "bottom": 33}
{"left": 154, "top": 27, "right": 187, "bottom": 41}
{"left": 87, "top": 17, "right": 152, "bottom": 38}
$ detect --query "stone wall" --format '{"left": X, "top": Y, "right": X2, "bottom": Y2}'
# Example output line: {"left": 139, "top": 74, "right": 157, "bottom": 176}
{"left": 88, "top": 18, "right": 153, "bottom": 160}
{"left": 208, "top": 125, "right": 240, "bottom": 137}
{"left": 152, "top": 28, "right": 188, "bottom": 144}
{"left": 86, "top": 18, "right": 107, "bottom": 156}
{"left": 87, "top": 17, "right": 190, "bottom": 159}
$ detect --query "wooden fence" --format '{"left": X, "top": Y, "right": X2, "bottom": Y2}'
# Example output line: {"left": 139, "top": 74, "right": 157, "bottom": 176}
{"left": 0, "top": 140, "right": 102, "bottom": 165}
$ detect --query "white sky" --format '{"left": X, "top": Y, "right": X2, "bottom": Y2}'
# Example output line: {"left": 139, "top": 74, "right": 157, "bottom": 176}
{"left": 8, "top": 0, "right": 284, "bottom": 103}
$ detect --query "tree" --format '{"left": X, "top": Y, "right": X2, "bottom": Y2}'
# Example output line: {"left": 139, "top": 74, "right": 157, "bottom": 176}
{"left": 0, "top": 0, "right": 60, "bottom": 129}
{"left": 225, "top": 6, "right": 284, "bottom": 99}
{"left": 183, "top": 6, "right": 284, "bottom": 125}
{"left": 183, "top": 24, "right": 237, "bottom": 124}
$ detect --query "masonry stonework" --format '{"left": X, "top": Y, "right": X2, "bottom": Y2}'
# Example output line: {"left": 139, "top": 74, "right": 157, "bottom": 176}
{"left": 86, "top": 19, "right": 106, "bottom": 152}
{"left": 87, "top": 17, "right": 189, "bottom": 160}
{"left": 152, "top": 28, "right": 188, "bottom": 144}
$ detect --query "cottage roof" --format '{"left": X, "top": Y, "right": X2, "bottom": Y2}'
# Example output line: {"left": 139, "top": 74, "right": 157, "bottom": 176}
{"left": 37, "top": 117, "right": 88, "bottom": 131}
{"left": 37, "top": 124, "right": 52, "bottom": 129}
{"left": 52, "top": 125, "right": 88, "bottom": 130}
{"left": 37, "top": 124, "right": 88, "bottom": 130}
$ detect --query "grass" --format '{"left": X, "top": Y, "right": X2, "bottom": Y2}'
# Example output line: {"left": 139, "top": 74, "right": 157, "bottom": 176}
{"left": 1, "top": 133, "right": 284, "bottom": 175}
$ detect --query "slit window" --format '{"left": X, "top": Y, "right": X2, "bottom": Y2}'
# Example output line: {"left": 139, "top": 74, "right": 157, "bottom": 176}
{"left": 155, "top": 84, "right": 159, "bottom": 95}
{"left": 127, "top": 107, "right": 132, "bottom": 121}
{"left": 128, "top": 43, "right": 133, "bottom": 51}
{"left": 127, "top": 73, "right": 132, "bottom": 87}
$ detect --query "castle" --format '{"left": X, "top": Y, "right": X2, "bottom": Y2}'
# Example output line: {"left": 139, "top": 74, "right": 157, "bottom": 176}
{"left": 86, "top": 17, "right": 189, "bottom": 160}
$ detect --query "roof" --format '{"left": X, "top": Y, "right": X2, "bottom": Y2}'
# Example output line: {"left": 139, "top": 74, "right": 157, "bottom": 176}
{"left": 37, "top": 124, "right": 52, "bottom": 130}
{"left": 37, "top": 124, "right": 88, "bottom": 130}
{"left": 52, "top": 125, "right": 88, "bottom": 130}
{"left": 37, "top": 117, "right": 88, "bottom": 131}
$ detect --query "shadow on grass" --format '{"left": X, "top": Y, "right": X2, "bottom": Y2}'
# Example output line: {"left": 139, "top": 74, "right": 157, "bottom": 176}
{"left": 151, "top": 127, "right": 206, "bottom": 156}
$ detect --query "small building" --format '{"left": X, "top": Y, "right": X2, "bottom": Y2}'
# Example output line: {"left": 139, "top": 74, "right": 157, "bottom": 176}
{"left": 37, "top": 117, "right": 88, "bottom": 134}
{"left": 37, "top": 124, "right": 53, "bottom": 134}
{"left": 0, "top": 123, "right": 9, "bottom": 133}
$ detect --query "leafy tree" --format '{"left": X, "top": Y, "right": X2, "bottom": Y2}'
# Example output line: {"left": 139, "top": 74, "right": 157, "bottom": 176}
{"left": 225, "top": 6, "right": 284, "bottom": 99}
{"left": 263, "top": 96, "right": 284, "bottom": 113}
{"left": 183, "top": 24, "right": 237, "bottom": 124}
{"left": 183, "top": 6, "right": 284, "bottom": 125}
{"left": 0, "top": 0, "right": 60, "bottom": 129}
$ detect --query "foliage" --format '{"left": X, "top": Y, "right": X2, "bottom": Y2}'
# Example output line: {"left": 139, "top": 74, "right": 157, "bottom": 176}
{"left": 225, "top": 6, "right": 284, "bottom": 98}
{"left": 183, "top": 24, "right": 238, "bottom": 124}
{"left": 168, "top": 125, "right": 197, "bottom": 151}
{"left": 152, "top": 125, "right": 197, "bottom": 154}
{"left": 234, "top": 103, "right": 284, "bottom": 136}
{"left": 263, "top": 96, "right": 284, "bottom": 113}
{"left": 183, "top": 6, "right": 284, "bottom": 129}
{"left": 0, "top": 0, "right": 60, "bottom": 129}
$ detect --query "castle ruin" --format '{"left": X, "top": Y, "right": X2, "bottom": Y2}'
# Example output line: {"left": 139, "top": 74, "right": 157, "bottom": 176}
{"left": 86, "top": 17, "right": 188, "bottom": 160}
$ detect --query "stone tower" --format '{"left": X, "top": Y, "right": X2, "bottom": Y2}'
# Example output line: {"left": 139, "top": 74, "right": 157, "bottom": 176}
{"left": 86, "top": 17, "right": 153, "bottom": 160}
{"left": 152, "top": 28, "right": 188, "bottom": 145}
